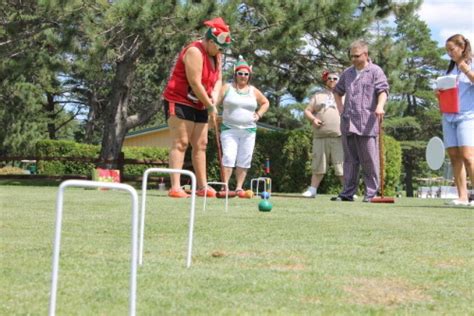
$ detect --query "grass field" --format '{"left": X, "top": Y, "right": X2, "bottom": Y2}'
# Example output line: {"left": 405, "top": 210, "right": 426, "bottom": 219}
{"left": 1, "top": 184, "right": 473, "bottom": 315}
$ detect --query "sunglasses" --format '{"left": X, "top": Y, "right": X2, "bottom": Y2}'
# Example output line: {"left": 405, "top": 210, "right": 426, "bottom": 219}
{"left": 327, "top": 77, "right": 339, "bottom": 81}
{"left": 215, "top": 32, "right": 231, "bottom": 45}
{"left": 236, "top": 72, "right": 250, "bottom": 77}
{"left": 350, "top": 53, "right": 365, "bottom": 58}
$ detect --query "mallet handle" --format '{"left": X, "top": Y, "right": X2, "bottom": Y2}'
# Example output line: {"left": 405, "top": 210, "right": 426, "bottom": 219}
{"left": 213, "top": 116, "right": 224, "bottom": 182}
{"left": 379, "top": 117, "right": 385, "bottom": 198}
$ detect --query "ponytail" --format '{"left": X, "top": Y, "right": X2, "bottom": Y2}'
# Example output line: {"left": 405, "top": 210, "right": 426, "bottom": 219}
{"left": 446, "top": 34, "right": 472, "bottom": 74}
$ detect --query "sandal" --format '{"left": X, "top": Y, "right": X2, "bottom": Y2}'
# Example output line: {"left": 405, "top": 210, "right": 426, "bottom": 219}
{"left": 168, "top": 188, "right": 190, "bottom": 198}
{"left": 236, "top": 189, "right": 250, "bottom": 198}
{"left": 196, "top": 186, "right": 217, "bottom": 198}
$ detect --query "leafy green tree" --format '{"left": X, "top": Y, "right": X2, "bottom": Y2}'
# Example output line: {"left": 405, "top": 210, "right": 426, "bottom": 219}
{"left": 61, "top": 0, "right": 245, "bottom": 167}
{"left": 1, "top": 0, "right": 447, "bottom": 190}
{"left": 380, "top": 3, "right": 445, "bottom": 196}
{"left": 0, "top": 0, "right": 87, "bottom": 154}
{"left": 229, "top": 0, "right": 406, "bottom": 128}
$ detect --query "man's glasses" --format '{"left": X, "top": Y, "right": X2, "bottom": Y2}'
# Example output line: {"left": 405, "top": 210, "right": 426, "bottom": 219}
{"left": 350, "top": 53, "right": 365, "bottom": 59}
{"left": 236, "top": 72, "right": 249, "bottom": 77}
{"left": 327, "top": 77, "right": 339, "bottom": 81}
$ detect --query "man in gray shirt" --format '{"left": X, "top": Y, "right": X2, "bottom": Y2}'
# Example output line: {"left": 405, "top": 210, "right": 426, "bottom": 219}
{"left": 331, "top": 39, "right": 389, "bottom": 202}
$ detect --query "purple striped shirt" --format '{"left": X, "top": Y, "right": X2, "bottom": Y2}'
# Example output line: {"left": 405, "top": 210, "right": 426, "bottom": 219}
{"left": 334, "top": 61, "right": 389, "bottom": 136}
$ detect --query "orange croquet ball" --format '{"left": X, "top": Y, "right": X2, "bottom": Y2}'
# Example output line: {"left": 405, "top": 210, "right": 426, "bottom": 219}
{"left": 245, "top": 190, "right": 254, "bottom": 198}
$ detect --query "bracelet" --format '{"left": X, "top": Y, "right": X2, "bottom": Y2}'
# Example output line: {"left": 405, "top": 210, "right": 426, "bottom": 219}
{"left": 255, "top": 112, "right": 261, "bottom": 119}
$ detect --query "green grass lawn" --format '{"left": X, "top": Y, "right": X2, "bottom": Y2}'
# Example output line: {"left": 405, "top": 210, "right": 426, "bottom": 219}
{"left": 1, "top": 185, "right": 473, "bottom": 315}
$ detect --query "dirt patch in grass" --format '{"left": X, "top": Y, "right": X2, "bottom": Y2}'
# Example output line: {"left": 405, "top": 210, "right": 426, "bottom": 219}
{"left": 211, "top": 250, "right": 226, "bottom": 257}
{"left": 268, "top": 263, "right": 306, "bottom": 271}
{"left": 230, "top": 251, "right": 306, "bottom": 271}
{"left": 343, "top": 277, "right": 432, "bottom": 306}
{"left": 435, "top": 258, "right": 465, "bottom": 269}
{"left": 234, "top": 251, "right": 260, "bottom": 258}
{"left": 301, "top": 296, "right": 322, "bottom": 304}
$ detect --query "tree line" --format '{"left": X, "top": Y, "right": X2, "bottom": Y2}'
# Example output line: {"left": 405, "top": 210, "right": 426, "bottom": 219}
{"left": 0, "top": 0, "right": 447, "bottom": 196}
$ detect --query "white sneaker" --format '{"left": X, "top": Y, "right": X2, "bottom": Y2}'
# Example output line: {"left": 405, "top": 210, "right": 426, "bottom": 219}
{"left": 445, "top": 199, "right": 470, "bottom": 206}
{"left": 302, "top": 187, "right": 317, "bottom": 198}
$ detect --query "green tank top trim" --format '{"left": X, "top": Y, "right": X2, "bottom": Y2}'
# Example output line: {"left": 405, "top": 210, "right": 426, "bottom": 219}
{"left": 221, "top": 123, "right": 257, "bottom": 133}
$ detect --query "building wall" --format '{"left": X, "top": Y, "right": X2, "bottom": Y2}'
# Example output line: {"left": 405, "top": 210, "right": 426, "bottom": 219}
{"left": 123, "top": 129, "right": 171, "bottom": 148}
{"left": 123, "top": 123, "right": 281, "bottom": 148}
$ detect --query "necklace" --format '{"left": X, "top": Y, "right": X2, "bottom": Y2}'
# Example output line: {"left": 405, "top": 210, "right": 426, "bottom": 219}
{"left": 235, "top": 85, "right": 249, "bottom": 95}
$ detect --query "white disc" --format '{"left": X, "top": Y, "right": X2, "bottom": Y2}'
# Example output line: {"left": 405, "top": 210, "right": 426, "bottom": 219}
{"left": 426, "top": 137, "right": 445, "bottom": 170}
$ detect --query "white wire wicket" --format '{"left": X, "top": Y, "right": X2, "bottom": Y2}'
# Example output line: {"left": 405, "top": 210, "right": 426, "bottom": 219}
{"left": 203, "top": 181, "right": 229, "bottom": 212}
{"left": 49, "top": 180, "right": 139, "bottom": 316}
{"left": 250, "top": 177, "right": 272, "bottom": 196}
{"left": 139, "top": 168, "right": 196, "bottom": 267}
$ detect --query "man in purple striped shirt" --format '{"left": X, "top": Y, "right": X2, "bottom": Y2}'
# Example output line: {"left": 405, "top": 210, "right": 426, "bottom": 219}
{"left": 331, "top": 39, "right": 389, "bottom": 202}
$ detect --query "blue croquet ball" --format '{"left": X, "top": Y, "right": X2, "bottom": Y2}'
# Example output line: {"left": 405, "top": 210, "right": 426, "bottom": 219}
{"left": 258, "top": 200, "right": 272, "bottom": 212}
{"left": 260, "top": 191, "right": 270, "bottom": 199}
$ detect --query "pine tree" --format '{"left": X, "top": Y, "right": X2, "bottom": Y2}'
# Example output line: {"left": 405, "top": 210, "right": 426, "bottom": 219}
{"left": 382, "top": 3, "right": 446, "bottom": 196}
{"left": 0, "top": 0, "right": 86, "bottom": 154}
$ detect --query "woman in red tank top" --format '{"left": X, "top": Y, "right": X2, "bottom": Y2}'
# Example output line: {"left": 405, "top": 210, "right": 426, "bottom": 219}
{"left": 163, "top": 17, "right": 231, "bottom": 198}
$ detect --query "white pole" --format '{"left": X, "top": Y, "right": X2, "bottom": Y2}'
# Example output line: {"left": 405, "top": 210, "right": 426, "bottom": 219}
{"left": 203, "top": 181, "right": 229, "bottom": 212}
{"left": 138, "top": 168, "right": 196, "bottom": 268}
{"left": 49, "top": 180, "right": 139, "bottom": 316}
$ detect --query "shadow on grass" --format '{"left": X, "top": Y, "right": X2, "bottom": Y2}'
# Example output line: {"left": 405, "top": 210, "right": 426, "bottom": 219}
{"left": 0, "top": 178, "right": 146, "bottom": 189}
{"left": 393, "top": 204, "right": 473, "bottom": 209}
{"left": 0, "top": 179, "right": 61, "bottom": 186}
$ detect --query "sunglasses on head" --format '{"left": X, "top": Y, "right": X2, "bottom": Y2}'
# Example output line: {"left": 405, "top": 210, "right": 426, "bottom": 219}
{"left": 327, "top": 77, "right": 339, "bottom": 81}
{"left": 236, "top": 72, "right": 249, "bottom": 77}
{"left": 215, "top": 32, "right": 231, "bottom": 45}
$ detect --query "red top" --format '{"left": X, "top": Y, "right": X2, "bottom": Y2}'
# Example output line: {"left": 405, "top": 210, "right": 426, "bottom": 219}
{"left": 163, "top": 41, "right": 220, "bottom": 110}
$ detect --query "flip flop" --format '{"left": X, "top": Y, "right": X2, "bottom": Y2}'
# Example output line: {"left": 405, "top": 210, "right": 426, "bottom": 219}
{"left": 216, "top": 190, "right": 237, "bottom": 198}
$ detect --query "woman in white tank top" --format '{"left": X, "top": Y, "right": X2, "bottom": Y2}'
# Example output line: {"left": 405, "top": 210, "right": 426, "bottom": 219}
{"left": 216, "top": 56, "right": 269, "bottom": 196}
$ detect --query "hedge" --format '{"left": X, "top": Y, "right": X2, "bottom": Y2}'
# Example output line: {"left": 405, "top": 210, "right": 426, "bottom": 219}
{"left": 207, "top": 128, "right": 402, "bottom": 194}
{"left": 35, "top": 140, "right": 169, "bottom": 177}
{"left": 36, "top": 140, "right": 98, "bottom": 175}
{"left": 35, "top": 132, "right": 401, "bottom": 195}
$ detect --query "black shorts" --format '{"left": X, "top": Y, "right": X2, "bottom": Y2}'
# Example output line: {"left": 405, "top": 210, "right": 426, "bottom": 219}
{"left": 163, "top": 100, "right": 208, "bottom": 123}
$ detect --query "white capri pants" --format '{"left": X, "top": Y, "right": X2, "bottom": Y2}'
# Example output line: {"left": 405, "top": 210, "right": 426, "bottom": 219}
{"left": 220, "top": 129, "right": 256, "bottom": 169}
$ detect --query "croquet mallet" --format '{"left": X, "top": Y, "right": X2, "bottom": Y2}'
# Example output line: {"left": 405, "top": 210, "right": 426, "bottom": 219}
{"left": 371, "top": 116, "right": 395, "bottom": 203}
{"left": 212, "top": 115, "right": 236, "bottom": 198}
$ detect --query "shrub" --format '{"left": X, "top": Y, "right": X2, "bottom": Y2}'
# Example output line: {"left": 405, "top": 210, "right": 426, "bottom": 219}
{"left": 207, "top": 128, "right": 402, "bottom": 194}
{"left": 35, "top": 140, "right": 169, "bottom": 177}
{"left": 34, "top": 132, "right": 401, "bottom": 194}
{"left": 383, "top": 135, "right": 402, "bottom": 196}
{"left": 0, "top": 166, "right": 25, "bottom": 175}
{"left": 36, "top": 140, "right": 98, "bottom": 175}
{"left": 122, "top": 146, "right": 169, "bottom": 176}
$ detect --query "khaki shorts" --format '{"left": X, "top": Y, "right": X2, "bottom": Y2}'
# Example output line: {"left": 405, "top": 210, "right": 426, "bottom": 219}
{"left": 311, "top": 137, "right": 343, "bottom": 175}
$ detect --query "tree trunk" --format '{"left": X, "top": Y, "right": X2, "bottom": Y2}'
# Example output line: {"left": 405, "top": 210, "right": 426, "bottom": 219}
{"left": 84, "top": 90, "right": 100, "bottom": 143}
{"left": 406, "top": 93, "right": 413, "bottom": 116}
{"left": 404, "top": 159, "right": 414, "bottom": 197}
{"left": 411, "top": 94, "right": 418, "bottom": 113}
{"left": 45, "top": 93, "right": 57, "bottom": 140}
{"left": 98, "top": 57, "right": 135, "bottom": 169}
